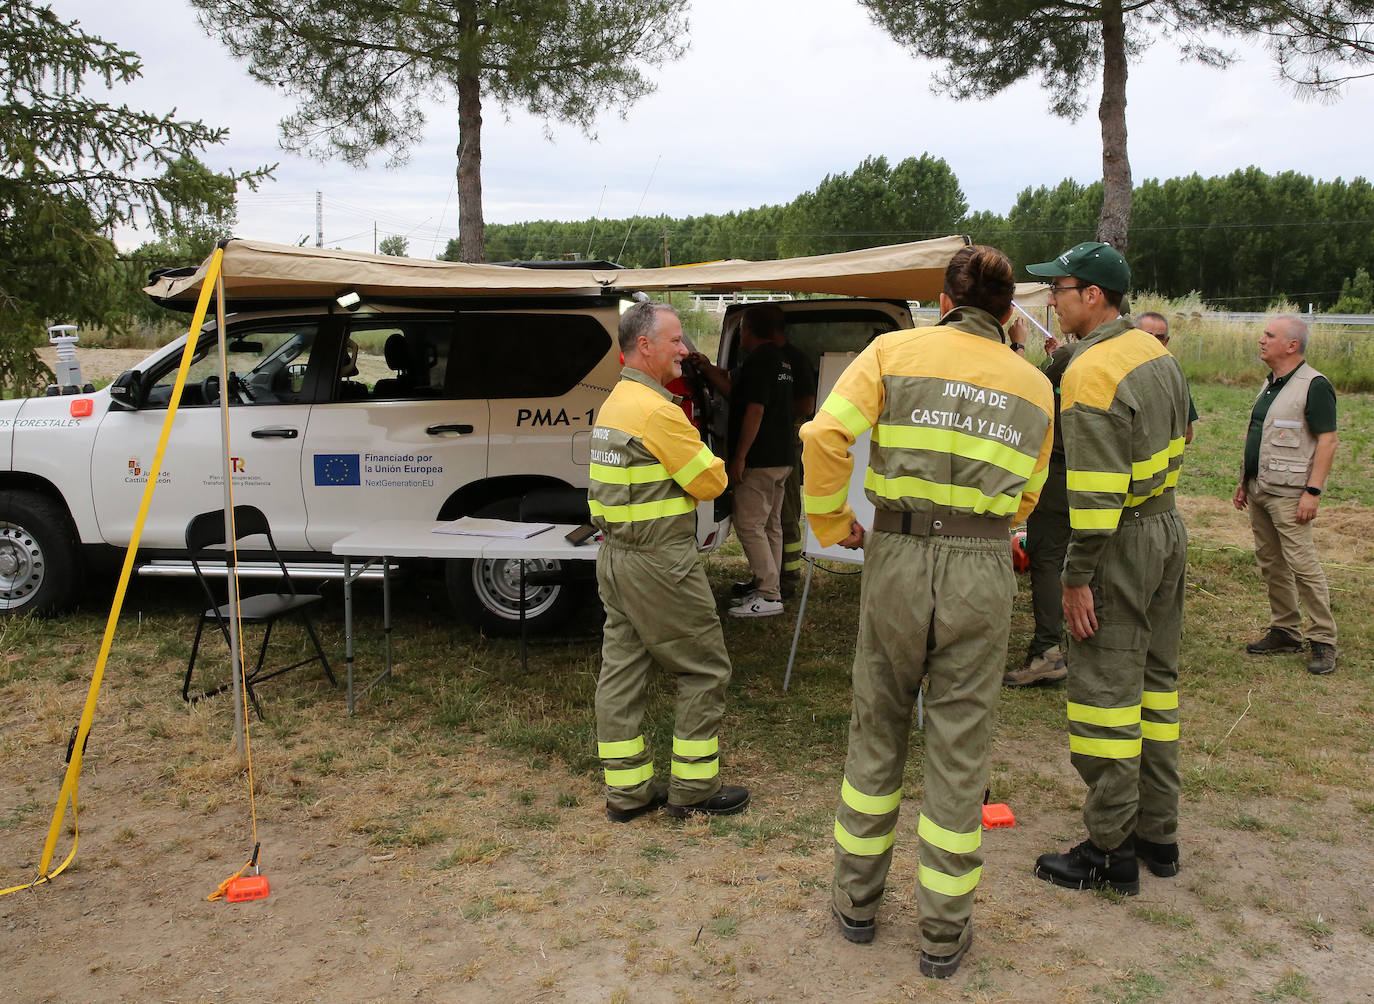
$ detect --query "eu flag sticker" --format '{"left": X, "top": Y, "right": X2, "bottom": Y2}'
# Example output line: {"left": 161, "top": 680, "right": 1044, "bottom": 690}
{"left": 314, "top": 453, "right": 360, "bottom": 486}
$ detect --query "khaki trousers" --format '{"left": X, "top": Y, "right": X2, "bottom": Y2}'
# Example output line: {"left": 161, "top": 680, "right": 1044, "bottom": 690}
{"left": 832, "top": 529, "right": 1012, "bottom": 957}
{"left": 1066, "top": 509, "right": 1186, "bottom": 849}
{"left": 1246, "top": 481, "right": 1336, "bottom": 646}
{"left": 595, "top": 541, "right": 733, "bottom": 811}
{"left": 734, "top": 465, "right": 791, "bottom": 600}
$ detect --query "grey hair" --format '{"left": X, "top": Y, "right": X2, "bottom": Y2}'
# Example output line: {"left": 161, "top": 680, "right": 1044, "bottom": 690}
{"left": 1137, "top": 310, "right": 1168, "bottom": 334}
{"left": 618, "top": 301, "right": 679, "bottom": 355}
{"left": 1272, "top": 314, "right": 1310, "bottom": 354}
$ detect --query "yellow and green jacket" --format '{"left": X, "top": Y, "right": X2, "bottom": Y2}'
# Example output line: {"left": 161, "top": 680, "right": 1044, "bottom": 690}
{"left": 589, "top": 367, "right": 726, "bottom": 550}
{"left": 1060, "top": 317, "right": 1191, "bottom": 585}
{"left": 800, "top": 307, "right": 1055, "bottom": 547}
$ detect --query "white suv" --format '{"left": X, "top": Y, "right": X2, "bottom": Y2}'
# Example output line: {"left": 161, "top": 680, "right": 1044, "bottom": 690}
{"left": 0, "top": 286, "right": 913, "bottom": 633}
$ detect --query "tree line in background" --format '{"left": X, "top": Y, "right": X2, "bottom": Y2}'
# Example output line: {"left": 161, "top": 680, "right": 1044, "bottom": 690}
{"left": 446, "top": 154, "right": 1374, "bottom": 310}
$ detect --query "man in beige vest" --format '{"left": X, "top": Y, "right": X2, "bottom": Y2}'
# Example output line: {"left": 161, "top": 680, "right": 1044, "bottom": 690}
{"left": 1232, "top": 316, "right": 1339, "bottom": 674}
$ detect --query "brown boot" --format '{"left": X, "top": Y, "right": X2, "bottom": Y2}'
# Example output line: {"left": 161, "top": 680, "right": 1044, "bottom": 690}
{"left": 1003, "top": 645, "right": 1067, "bottom": 686}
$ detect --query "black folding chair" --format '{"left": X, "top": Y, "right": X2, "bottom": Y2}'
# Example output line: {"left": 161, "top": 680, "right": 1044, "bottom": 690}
{"left": 183, "top": 505, "right": 336, "bottom": 718}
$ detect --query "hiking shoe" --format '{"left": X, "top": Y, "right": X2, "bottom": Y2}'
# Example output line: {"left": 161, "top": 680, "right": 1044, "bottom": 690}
{"left": 729, "top": 596, "right": 784, "bottom": 618}
{"left": 731, "top": 578, "right": 761, "bottom": 597}
{"left": 832, "top": 905, "right": 875, "bottom": 944}
{"left": 1307, "top": 641, "right": 1338, "bottom": 675}
{"left": 1034, "top": 837, "right": 1139, "bottom": 896}
{"left": 605, "top": 786, "right": 668, "bottom": 823}
{"left": 1134, "top": 835, "right": 1180, "bottom": 877}
{"left": 919, "top": 925, "right": 973, "bottom": 979}
{"left": 665, "top": 785, "right": 751, "bottom": 818}
{"left": 1244, "top": 629, "right": 1304, "bottom": 655}
{"left": 1003, "top": 646, "right": 1068, "bottom": 686}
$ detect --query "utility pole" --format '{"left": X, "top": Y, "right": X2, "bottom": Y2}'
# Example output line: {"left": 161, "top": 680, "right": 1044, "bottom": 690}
{"left": 315, "top": 191, "right": 323, "bottom": 248}
{"left": 662, "top": 228, "right": 671, "bottom": 267}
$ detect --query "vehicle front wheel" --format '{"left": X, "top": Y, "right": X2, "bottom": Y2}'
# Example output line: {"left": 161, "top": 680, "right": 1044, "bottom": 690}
{"left": 0, "top": 491, "right": 78, "bottom": 617}
{"left": 445, "top": 556, "right": 586, "bottom": 637}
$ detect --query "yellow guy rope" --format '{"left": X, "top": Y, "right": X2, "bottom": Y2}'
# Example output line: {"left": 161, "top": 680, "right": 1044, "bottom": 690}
{"left": 1, "top": 249, "right": 225, "bottom": 898}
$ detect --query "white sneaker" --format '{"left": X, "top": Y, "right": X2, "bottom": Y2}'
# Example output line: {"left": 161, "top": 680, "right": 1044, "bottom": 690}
{"left": 729, "top": 596, "right": 784, "bottom": 618}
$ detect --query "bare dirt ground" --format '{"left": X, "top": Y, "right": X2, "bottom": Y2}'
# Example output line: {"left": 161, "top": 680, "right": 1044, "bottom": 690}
{"left": 2, "top": 501, "right": 1372, "bottom": 1002}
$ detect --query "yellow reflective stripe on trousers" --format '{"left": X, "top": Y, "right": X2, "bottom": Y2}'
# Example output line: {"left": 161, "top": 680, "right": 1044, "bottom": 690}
{"left": 1069, "top": 735, "right": 1142, "bottom": 759}
{"left": 784, "top": 540, "right": 802, "bottom": 554}
{"left": 917, "top": 813, "right": 981, "bottom": 855}
{"left": 1141, "top": 690, "right": 1178, "bottom": 710}
{"left": 821, "top": 392, "right": 872, "bottom": 438}
{"left": 598, "top": 735, "right": 645, "bottom": 759}
{"left": 589, "top": 461, "right": 670, "bottom": 486}
{"left": 1132, "top": 437, "right": 1186, "bottom": 481}
{"left": 672, "top": 444, "right": 715, "bottom": 490}
{"left": 1067, "top": 701, "right": 1141, "bottom": 728}
{"left": 588, "top": 495, "right": 695, "bottom": 524}
{"left": 671, "top": 759, "right": 719, "bottom": 780}
{"left": 864, "top": 469, "right": 1020, "bottom": 516}
{"left": 834, "top": 819, "right": 895, "bottom": 856}
{"left": 841, "top": 778, "right": 902, "bottom": 816}
{"left": 1141, "top": 720, "right": 1180, "bottom": 742}
{"left": 805, "top": 485, "right": 850, "bottom": 514}
{"left": 1069, "top": 506, "right": 1123, "bottom": 531}
{"left": 874, "top": 424, "right": 1036, "bottom": 478}
{"left": 604, "top": 763, "right": 655, "bottom": 787}
{"left": 1066, "top": 469, "right": 1131, "bottom": 494}
{"left": 918, "top": 862, "right": 982, "bottom": 897}
{"left": 672, "top": 736, "right": 718, "bottom": 758}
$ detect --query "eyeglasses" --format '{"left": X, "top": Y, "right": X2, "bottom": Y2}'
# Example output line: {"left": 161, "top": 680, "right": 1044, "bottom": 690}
{"left": 1048, "top": 284, "right": 1086, "bottom": 297}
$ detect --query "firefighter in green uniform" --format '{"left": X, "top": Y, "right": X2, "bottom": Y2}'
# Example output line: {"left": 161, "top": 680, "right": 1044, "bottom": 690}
{"left": 802, "top": 247, "right": 1054, "bottom": 979}
{"left": 590, "top": 301, "right": 750, "bottom": 822}
{"left": 1027, "top": 243, "right": 1191, "bottom": 895}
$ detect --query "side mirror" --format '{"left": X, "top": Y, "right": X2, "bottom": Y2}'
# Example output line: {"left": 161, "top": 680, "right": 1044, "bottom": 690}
{"left": 108, "top": 370, "right": 143, "bottom": 410}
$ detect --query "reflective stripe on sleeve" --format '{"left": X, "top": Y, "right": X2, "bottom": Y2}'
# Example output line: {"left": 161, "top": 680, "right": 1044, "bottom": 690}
{"left": 821, "top": 392, "right": 872, "bottom": 438}
{"left": 604, "top": 763, "right": 655, "bottom": 787}
{"left": 1132, "top": 437, "right": 1186, "bottom": 481}
{"left": 598, "top": 735, "right": 645, "bottom": 759}
{"left": 841, "top": 778, "right": 902, "bottom": 816}
{"left": 805, "top": 485, "right": 850, "bottom": 514}
{"left": 917, "top": 813, "right": 981, "bottom": 855}
{"left": 1066, "top": 470, "right": 1131, "bottom": 494}
{"left": 834, "top": 819, "right": 895, "bottom": 856}
{"left": 1069, "top": 506, "right": 1123, "bottom": 531}
{"left": 672, "top": 444, "right": 716, "bottom": 490}
{"left": 588, "top": 495, "right": 696, "bottom": 524}
{"left": 918, "top": 862, "right": 982, "bottom": 898}
{"left": 1067, "top": 702, "right": 1141, "bottom": 728}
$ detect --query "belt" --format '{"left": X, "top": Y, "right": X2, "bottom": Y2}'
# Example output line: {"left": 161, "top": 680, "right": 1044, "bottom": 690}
{"left": 871, "top": 508, "right": 1011, "bottom": 540}
{"left": 1122, "top": 492, "right": 1176, "bottom": 520}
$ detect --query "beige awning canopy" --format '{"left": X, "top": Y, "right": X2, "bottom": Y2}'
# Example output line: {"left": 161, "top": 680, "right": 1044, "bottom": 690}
{"left": 144, "top": 235, "right": 976, "bottom": 306}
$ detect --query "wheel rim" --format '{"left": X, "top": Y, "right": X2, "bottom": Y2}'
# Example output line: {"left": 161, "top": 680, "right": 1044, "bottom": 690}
{"left": 0, "top": 521, "right": 44, "bottom": 610}
{"left": 470, "top": 557, "right": 562, "bottom": 622}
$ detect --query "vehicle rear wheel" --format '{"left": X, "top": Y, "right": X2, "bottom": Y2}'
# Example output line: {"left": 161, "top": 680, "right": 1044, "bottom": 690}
{"left": 0, "top": 491, "right": 78, "bottom": 616}
{"left": 445, "top": 556, "right": 586, "bottom": 637}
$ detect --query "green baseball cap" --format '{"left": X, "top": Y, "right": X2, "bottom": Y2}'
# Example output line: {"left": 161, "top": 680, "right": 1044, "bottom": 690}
{"left": 1026, "top": 241, "right": 1131, "bottom": 293}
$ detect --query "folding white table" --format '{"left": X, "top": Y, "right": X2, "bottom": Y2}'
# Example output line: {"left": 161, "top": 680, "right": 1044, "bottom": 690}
{"left": 331, "top": 520, "right": 599, "bottom": 713}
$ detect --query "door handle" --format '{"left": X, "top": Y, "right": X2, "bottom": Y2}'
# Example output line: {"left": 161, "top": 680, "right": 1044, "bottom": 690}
{"left": 251, "top": 427, "right": 299, "bottom": 439}
{"left": 426, "top": 423, "right": 474, "bottom": 435}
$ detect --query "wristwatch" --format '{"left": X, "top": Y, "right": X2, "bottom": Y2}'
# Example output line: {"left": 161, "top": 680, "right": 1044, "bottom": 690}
{"left": 1010, "top": 342, "right": 1026, "bottom": 353}
{"left": 1304, "top": 485, "right": 1322, "bottom": 496}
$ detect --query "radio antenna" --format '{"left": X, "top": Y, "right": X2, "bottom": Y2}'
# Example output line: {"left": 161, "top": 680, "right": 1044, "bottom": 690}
{"left": 617, "top": 154, "right": 661, "bottom": 264}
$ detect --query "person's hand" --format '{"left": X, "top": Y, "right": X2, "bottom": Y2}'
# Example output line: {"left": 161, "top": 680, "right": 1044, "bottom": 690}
{"left": 1232, "top": 483, "right": 1248, "bottom": 511}
{"left": 1062, "top": 583, "right": 1098, "bottom": 641}
{"left": 1009, "top": 317, "right": 1027, "bottom": 352}
{"left": 727, "top": 455, "right": 745, "bottom": 485}
{"left": 839, "top": 521, "right": 865, "bottom": 550}
{"left": 1296, "top": 491, "right": 1319, "bottom": 523}
{"left": 686, "top": 351, "right": 712, "bottom": 371}
{"left": 1044, "top": 333, "right": 1060, "bottom": 354}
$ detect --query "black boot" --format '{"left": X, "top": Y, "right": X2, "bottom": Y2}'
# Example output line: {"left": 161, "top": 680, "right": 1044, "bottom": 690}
{"left": 1134, "top": 835, "right": 1180, "bottom": 877}
{"left": 1035, "top": 837, "right": 1139, "bottom": 895}
{"left": 665, "top": 785, "right": 751, "bottom": 818}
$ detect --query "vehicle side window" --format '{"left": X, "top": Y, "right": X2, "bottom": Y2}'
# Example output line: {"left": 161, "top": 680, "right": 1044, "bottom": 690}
{"left": 346, "top": 319, "right": 453, "bottom": 400}
{"left": 451, "top": 313, "right": 611, "bottom": 399}
{"left": 143, "top": 324, "right": 318, "bottom": 408}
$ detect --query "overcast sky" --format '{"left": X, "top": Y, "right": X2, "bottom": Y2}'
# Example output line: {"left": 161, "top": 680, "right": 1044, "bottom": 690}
{"left": 56, "top": 0, "right": 1374, "bottom": 257}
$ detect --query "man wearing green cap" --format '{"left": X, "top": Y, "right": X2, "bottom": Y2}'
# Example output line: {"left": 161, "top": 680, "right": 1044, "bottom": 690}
{"left": 1024, "top": 242, "right": 1191, "bottom": 895}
